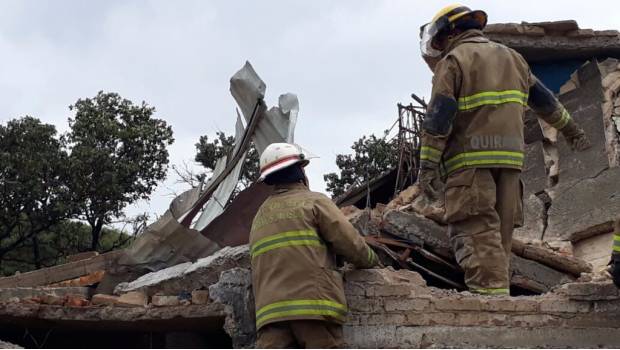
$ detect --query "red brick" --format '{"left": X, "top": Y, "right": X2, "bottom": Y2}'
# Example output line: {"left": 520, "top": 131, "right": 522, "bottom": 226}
{"left": 539, "top": 299, "right": 591, "bottom": 313}
{"left": 91, "top": 294, "right": 120, "bottom": 306}
{"left": 39, "top": 294, "right": 64, "bottom": 306}
{"left": 117, "top": 291, "right": 148, "bottom": 307}
{"left": 65, "top": 295, "right": 89, "bottom": 307}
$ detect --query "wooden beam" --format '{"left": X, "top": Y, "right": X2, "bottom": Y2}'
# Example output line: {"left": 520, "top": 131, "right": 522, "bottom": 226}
{"left": 0, "top": 250, "right": 122, "bottom": 288}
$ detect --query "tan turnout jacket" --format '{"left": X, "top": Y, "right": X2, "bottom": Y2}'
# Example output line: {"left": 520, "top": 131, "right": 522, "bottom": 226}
{"left": 250, "top": 183, "right": 378, "bottom": 330}
{"left": 420, "top": 30, "right": 572, "bottom": 175}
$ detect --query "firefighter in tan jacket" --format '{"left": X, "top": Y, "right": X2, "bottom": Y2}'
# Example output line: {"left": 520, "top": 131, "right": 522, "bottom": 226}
{"left": 418, "top": 5, "right": 590, "bottom": 295}
{"left": 250, "top": 143, "right": 380, "bottom": 348}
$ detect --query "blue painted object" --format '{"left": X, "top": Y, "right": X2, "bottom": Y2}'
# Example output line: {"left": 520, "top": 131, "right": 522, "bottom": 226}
{"left": 530, "top": 60, "right": 586, "bottom": 93}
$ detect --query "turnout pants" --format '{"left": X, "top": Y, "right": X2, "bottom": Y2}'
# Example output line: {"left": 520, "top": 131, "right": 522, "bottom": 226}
{"left": 444, "top": 168, "right": 522, "bottom": 294}
{"left": 256, "top": 320, "right": 344, "bottom": 349}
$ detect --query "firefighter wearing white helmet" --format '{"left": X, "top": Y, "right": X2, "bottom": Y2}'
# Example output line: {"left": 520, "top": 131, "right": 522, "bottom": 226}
{"left": 417, "top": 4, "right": 590, "bottom": 295}
{"left": 250, "top": 142, "right": 380, "bottom": 348}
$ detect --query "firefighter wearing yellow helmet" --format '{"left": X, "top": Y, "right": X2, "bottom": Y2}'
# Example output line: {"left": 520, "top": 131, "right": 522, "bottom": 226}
{"left": 250, "top": 143, "right": 380, "bottom": 348}
{"left": 417, "top": 4, "right": 591, "bottom": 295}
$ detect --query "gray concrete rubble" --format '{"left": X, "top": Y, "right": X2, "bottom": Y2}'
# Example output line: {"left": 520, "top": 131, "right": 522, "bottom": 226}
{"left": 0, "top": 340, "right": 23, "bottom": 349}
{"left": 209, "top": 268, "right": 255, "bottom": 348}
{"left": 114, "top": 245, "right": 249, "bottom": 296}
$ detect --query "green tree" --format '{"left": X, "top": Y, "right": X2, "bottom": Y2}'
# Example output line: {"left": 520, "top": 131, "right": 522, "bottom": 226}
{"left": 194, "top": 131, "right": 260, "bottom": 189}
{"left": 65, "top": 91, "right": 174, "bottom": 250}
{"left": 0, "top": 220, "right": 136, "bottom": 276}
{"left": 0, "top": 117, "right": 73, "bottom": 266}
{"left": 324, "top": 134, "right": 399, "bottom": 197}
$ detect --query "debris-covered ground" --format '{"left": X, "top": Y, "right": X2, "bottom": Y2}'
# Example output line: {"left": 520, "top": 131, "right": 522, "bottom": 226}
{"left": 2, "top": 20, "right": 620, "bottom": 348}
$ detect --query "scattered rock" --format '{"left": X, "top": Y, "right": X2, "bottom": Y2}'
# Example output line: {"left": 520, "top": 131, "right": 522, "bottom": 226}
{"left": 191, "top": 290, "right": 210, "bottom": 305}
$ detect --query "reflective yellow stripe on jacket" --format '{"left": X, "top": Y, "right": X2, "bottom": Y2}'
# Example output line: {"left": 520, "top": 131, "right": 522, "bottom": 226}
{"left": 613, "top": 234, "right": 620, "bottom": 253}
{"left": 420, "top": 145, "right": 442, "bottom": 163}
{"left": 251, "top": 230, "right": 324, "bottom": 259}
{"left": 471, "top": 288, "right": 509, "bottom": 295}
{"left": 444, "top": 150, "right": 524, "bottom": 174}
{"left": 256, "top": 299, "right": 348, "bottom": 328}
{"left": 458, "top": 90, "right": 528, "bottom": 111}
{"left": 550, "top": 108, "right": 571, "bottom": 130}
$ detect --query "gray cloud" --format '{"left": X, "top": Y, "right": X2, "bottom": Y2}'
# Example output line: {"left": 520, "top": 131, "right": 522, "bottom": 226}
{"left": 1, "top": 0, "right": 617, "bottom": 219}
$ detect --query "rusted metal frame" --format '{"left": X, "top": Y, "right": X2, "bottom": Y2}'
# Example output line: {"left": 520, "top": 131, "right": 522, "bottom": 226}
{"left": 181, "top": 99, "right": 265, "bottom": 227}
{"left": 405, "top": 258, "right": 465, "bottom": 289}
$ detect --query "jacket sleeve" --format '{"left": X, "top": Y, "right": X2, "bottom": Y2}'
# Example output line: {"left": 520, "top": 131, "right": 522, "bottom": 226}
{"left": 527, "top": 73, "right": 575, "bottom": 131}
{"left": 313, "top": 195, "right": 379, "bottom": 268}
{"left": 420, "top": 56, "right": 461, "bottom": 166}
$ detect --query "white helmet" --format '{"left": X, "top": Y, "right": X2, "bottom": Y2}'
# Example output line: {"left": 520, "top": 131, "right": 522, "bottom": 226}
{"left": 259, "top": 143, "right": 311, "bottom": 181}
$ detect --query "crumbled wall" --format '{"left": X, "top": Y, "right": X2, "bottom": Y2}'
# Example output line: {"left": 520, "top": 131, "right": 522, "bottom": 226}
{"left": 343, "top": 269, "right": 620, "bottom": 348}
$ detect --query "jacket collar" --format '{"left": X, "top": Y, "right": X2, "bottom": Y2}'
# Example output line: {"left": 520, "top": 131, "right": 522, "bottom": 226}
{"left": 443, "top": 29, "right": 488, "bottom": 57}
{"left": 274, "top": 182, "right": 308, "bottom": 194}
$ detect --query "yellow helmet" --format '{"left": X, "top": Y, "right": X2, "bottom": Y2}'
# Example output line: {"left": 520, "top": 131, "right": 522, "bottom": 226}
{"left": 420, "top": 4, "right": 487, "bottom": 58}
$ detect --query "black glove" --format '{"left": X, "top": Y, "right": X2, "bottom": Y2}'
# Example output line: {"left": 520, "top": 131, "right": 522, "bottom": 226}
{"left": 418, "top": 161, "right": 443, "bottom": 202}
{"left": 611, "top": 254, "right": 620, "bottom": 289}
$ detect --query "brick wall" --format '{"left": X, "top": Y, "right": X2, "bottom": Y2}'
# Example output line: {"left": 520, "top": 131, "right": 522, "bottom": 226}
{"left": 343, "top": 269, "right": 620, "bottom": 348}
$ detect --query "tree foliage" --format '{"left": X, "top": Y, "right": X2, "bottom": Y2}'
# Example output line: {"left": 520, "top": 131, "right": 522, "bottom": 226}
{"left": 194, "top": 131, "right": 260, "bottom": 189}
{"left": 0, "top": 117, "right": 73, "bottom": 264}
{"left": 324, "top": 134, "right": 399, "bottom": 197}
{"left": 0, "top": 220, "right": 134, "bottom": 276}
{"left": 65, "top": 91, "right": 174, "bottom": 250}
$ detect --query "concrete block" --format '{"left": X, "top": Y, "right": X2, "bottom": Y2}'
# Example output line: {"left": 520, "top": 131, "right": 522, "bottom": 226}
{"left": 433, "top": 297, "right": 482, "bottom": 311}
{"left": 546, "top": 167, "right": 620, "bottom": 241}
{"left": 151, "top": 295, "right": 180, "bottom": 307}
{"left": 539, "top": 298, "right": 591, "bottom": 313}
{"left": 510, "top": 314, "right": 562, "bottom": 327}
{"left": 191, "top": 290, "right": 210, "bottom": 305}
{"left": 366, "top": 284, "right": 412, "bottom": 297}
{"left": 344, "top": 325, "right": 398, "bottom": 349}
{"left": 482, "top": 297, "right": 539, "bottom": 312}
{"left": 384, "top": 297, "right": 430, "bottom": 312}
{"left": 91, "top": 294, "right": 119, "bottom": 306}
{"left": 348, "top": 296, "right": 384, "bottom": 313}
{"left": 117, "top": 291, "right": 148, "bottom": 307}
{"left": 514, "top": 193, "right": 545, "bottom": 241}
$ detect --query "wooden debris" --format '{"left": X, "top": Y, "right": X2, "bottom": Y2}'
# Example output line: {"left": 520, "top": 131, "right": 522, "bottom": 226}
{"left": 0, "top": 251, "right": 122, "bottom": 288}
{"left": 511, "top": 239, "right": 592, "bottom": 277}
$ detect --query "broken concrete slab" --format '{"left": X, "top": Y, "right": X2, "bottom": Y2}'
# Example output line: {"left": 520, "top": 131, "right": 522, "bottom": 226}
{"left": 556, "top": 281, "right": 620, "bottom": 301}
{"left": 513, "top": 193, "right": 545, "bottom": 241}
{"left": 573, "top": 232, "right": 615, "bottom": 272}
{"left": 485, "top": 22, "right": 620, "bottom": 63}
{"left": 114, "top": 245, "right": 249, "bottom": 297}
{"left": 554, "top": 61, "right": 610, "bottom": 188}
{"left": 510, "top": 255, "right": 574, "bottom": 293}
{"left": 381, "top": 210, "right": 451, "bottom": 258}
{"left": 0, "top": 251, "right": 122, "bottom": 289}
{"left": 546, "top": 167, "right": 620, "bottom": 242}
{"left": 0, "top": 340, "right": 22, "bottom": 349}
{"left": 209, "top": 267, "right": 255, "bottom": 348}
{"left": 0, "top": 287, "right": 92, "bottom": 303}
{"left": 521, "top": 141, "right": 547, "bottom": 196}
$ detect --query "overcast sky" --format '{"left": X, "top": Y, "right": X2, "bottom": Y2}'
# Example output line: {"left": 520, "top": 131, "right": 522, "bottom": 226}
{"left": 1, "top": 0, "right": 618, "bottom": 222}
